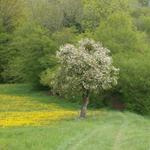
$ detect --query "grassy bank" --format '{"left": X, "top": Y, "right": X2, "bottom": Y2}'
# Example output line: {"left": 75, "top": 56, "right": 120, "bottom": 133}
{"left": 0, "top": 84, "right": 149, "bottom": 150}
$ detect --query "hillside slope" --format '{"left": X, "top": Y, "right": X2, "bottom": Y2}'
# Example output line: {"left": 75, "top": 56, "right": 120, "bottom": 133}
{"left": 0, "top": 84, "right": 150, "bottom": 150}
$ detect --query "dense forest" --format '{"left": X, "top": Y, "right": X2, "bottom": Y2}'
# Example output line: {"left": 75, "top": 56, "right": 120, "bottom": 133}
{"left": 0, "top": 0, "right": 150, "bottom": 115}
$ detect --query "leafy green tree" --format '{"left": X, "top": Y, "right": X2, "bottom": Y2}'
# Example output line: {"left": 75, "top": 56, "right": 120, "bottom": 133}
{"left": 0, "top": 0, "right": 25, "bottom": 82}
{"left": 59, "top": 0, "right": 83, "bottom": 32}
{"left": 27, "top": 0, "right": 83, "bottom": 32}
{"left": 95, "top": 12, "right": 148, "bottom": 53}
{"left": 114, "top": 51, "right": 150, "bottom": 115}
{"left": 0, "top": 0, "right": 24, "bottom": 32}
{"left": 26, "top": 0, "right": 64, "bottom": 32}
{"left": 82, "top": 0, "right": 129, "bottom": 31}
{"left": 5, "top": 23, "right": 57, "bottom": 85}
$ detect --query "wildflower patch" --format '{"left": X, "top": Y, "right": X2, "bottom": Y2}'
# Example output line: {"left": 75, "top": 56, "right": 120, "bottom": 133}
{"left": 0, "top": 89, "right": 77, "bottom": 127}
{"left": 0, "top": 111, "right": 76, "bottom": 127}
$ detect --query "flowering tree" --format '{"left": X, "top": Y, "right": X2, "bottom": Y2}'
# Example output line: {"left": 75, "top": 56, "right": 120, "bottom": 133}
{"left": 55, "top": 39, "right": 119, "bottom": 118}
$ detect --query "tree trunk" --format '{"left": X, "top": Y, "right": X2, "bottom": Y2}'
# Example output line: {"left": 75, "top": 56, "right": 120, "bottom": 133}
{"left": 80, "top": 90, "right": 89, "bottom": 118}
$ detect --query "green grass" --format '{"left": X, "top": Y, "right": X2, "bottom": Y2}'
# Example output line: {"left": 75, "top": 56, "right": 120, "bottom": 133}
{"left": 0, "top": 84, "right": 79, "bottom": 111}
{"left": 0, "top": 84, "right": 150, "bottom": 150}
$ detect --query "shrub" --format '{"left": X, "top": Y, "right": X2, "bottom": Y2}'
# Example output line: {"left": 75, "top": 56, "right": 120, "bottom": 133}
{"left": 113, "top": 52, "right": 150, "bottom": 115}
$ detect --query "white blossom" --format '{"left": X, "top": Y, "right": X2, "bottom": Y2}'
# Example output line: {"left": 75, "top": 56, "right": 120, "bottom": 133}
{"left": 55, "top": 38, "right": 119, "bottom": 93}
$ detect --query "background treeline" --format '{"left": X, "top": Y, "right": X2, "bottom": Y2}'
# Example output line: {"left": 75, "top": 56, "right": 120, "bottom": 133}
{"left": 0, "top": 0, "right": 150, "bottom": 115}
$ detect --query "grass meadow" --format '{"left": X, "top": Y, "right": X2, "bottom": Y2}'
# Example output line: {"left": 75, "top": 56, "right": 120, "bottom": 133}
{"left": 0, "top": 84, "right": 150, "bottom": 150}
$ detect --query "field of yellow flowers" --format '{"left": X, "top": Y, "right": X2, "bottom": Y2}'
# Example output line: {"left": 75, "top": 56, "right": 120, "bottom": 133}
{"left": 0, "top": 84, "right": 78, "bottom": 127}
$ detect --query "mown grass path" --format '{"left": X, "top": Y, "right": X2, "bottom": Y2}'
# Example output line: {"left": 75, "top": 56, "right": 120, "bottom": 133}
{"left": 55, "top": 112, "right": 150, "bottom": 150}
{"left": 0, "top": 84, "right": 150, "bottom": 150}
{"left": 112, "top": 113, "right": 127, "bottom": 150}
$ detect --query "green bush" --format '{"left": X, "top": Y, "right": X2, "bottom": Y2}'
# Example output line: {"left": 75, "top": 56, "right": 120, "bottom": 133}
{"left": 114, "top": 52, "right": 150, "bottom": 115}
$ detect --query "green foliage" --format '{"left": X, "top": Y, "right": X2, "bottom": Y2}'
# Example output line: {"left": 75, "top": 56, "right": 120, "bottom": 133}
{"left": 26, "top": 0, "right": 83, "bottom": 32}
{"left": 28, "top": 0, "right": 64, "bottom": 32}
{"left": 95, "top": 12, "right": 148, "bottom": 53}
{"left": 52, "top": 27, "right": 78, "bottom": 45}
{"left": 0, "top": 0, "right": 24, "bottom": 32}
{"left": 0, "top": 32, "right": 12, "bottom": 82}
{"left": 138, "top": 0, "right": 149, "bottom": 6}
{"left": 0, "top": 0, "right": 25, "bottom": 82}
{"left": 40, "top": 66, "right": 58, "bottom": 89}
{"left": 136, "top": 16, "right": 150, "bottom": 37}
{"left": 82, "top": 0, "right": 129, "bottom": 31}
{"left": 132, "top": 5, "right": 150, "bottom": 38}
{"left": 114, "top": 52, "right": 150, "bottom": 115}
{"left": 60, "top": 0, "right": 83, "bottom": 32}
{"left": 4, "top": 23, "right": 57, "bottom": 85}
{"left": 40, "top": 27, "right": 78, "bottom": 89}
